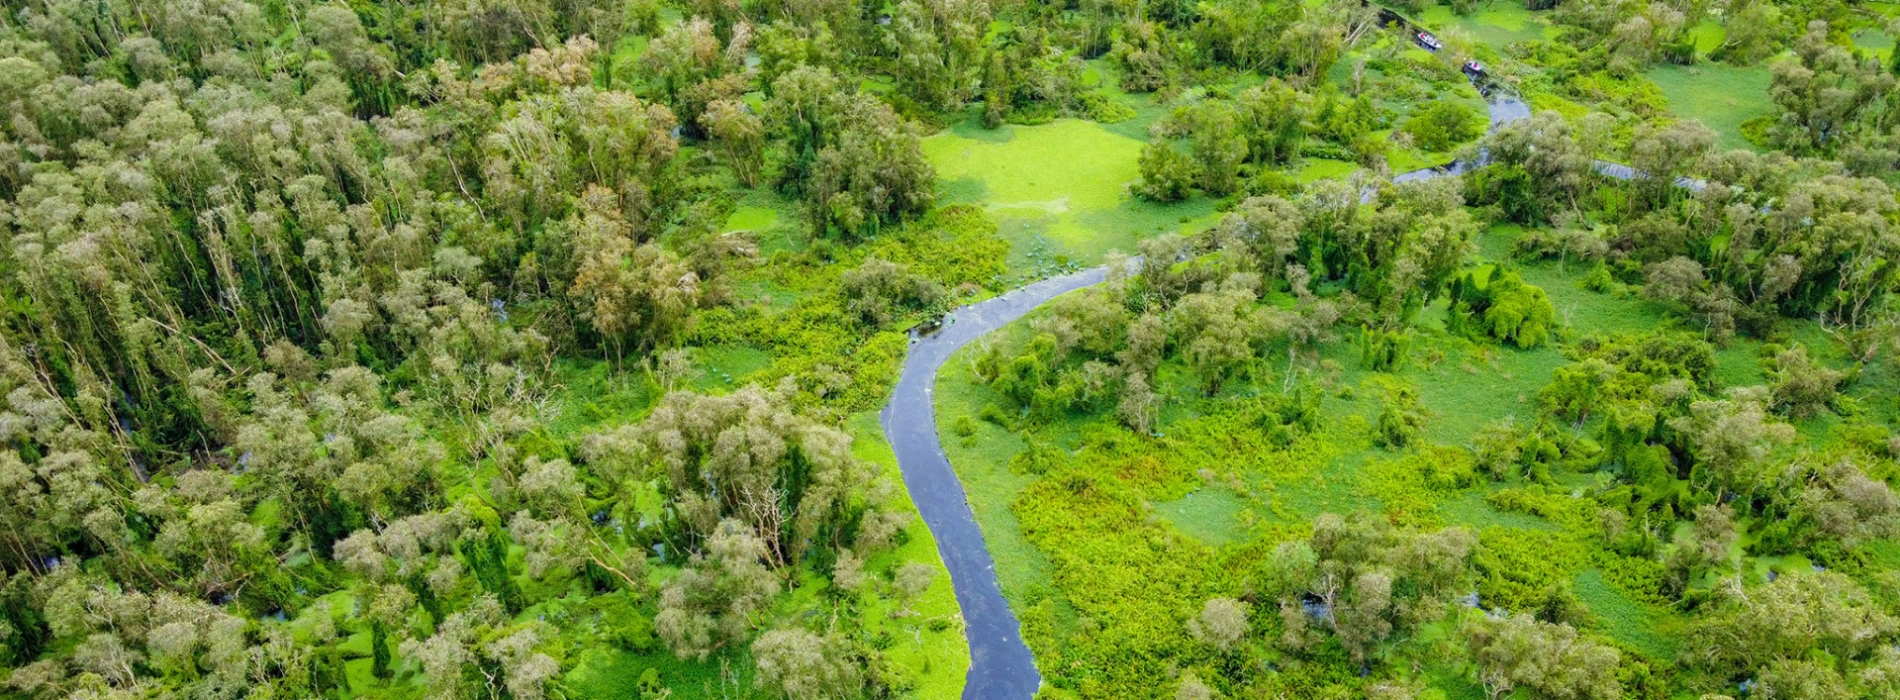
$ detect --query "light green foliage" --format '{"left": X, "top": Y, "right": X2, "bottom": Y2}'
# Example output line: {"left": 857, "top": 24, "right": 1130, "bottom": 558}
{"left": 1374, "top": 379, "right": 1428, "bottom": 450}
{"left": 1403, "top": 101, "right": 1484, "bottom": 152}
{"left": 1137, "top": 142, "right": 1200, "bottom": 203}
{"left": 1466, "top": 612, "right": 1621, "bottom": 700}
{"left": 1449, "top": 268, "right": 1557, "bottom": 349}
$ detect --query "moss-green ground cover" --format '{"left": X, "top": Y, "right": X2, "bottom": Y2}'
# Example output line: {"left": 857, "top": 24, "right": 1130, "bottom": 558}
{"left": 925, "top": 118, "right": 1222, "bottom": 279}
{"left": 1420, "top": 0, "right": 1563, "bottom": 48}
{"left": 1643, "top": 62, "right": 1776, "bottom": 151}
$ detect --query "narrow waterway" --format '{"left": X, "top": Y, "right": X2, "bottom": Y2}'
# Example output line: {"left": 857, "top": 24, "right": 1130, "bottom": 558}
{"left": 882, "top": 91, "right": 1531, "bottom": 699}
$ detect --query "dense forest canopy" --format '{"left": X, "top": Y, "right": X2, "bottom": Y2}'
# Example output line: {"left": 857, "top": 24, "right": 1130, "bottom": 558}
{"left": 0, "top": 0, "right": 1895, "bottom": 697}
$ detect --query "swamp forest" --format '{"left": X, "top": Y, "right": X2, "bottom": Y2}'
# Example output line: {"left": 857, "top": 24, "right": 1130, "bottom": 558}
{"left": 1, "top": 0, "right": 1899, "bottom": 697}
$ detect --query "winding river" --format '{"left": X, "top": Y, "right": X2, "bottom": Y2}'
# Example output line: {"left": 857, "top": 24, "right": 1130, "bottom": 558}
{"left": 879, "top": 90, "right": 1532, "bottom": 699}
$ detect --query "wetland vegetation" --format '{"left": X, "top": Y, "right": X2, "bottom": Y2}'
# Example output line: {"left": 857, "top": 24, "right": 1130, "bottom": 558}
{"left": 0, "top": 0, "right": 1897, "bottom": 697}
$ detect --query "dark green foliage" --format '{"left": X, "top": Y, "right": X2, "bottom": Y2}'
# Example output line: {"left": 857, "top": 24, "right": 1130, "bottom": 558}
{"left": 464, "top": 533, "right": 526, "bottom": 613}
{"left": 0, "top": 574, "right": 47, "bottom": 666}
{"left": 371, "top": 619, "right": 393, "bottom": 679}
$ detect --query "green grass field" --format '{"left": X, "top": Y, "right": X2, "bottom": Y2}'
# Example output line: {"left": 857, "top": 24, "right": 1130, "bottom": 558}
{"left": 925, "top": 117, "right": 1222, "bottom": 279}
{"left": 1644, "top": 62, "right": 1776, "bottom": 151}
{"left": 1419, "top": 0, "right": 1563, "bottom": 49}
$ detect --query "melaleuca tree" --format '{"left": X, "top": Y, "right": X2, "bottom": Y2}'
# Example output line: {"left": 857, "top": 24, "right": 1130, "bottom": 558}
{"left": 1181, "top": 101, "right": 1248, "bottom": 196}
{"left": 1769, "top": 344, "right": 1845, "bottom": 418}
{"left": 1109, "top": 21, "right": 1176, "bottom": 93}
{"left": 133, "top": 470, "right": 274, "bottom": 598}
{"left": 1187, "top": 597, "right": 1248, "bottom": 653}
{"left": 304, "top": 5, "right": 398, "bottom": 115}
{"left": 1136, "top": 140, "right": 1198, "bottom": 203}
{"left": 427, "top": 0, "right": 561, "bottom": 66}
{"left": 1688, "top": 571, "right": 1898, "bottom": 687}
{"left": 231, "top": 367, "right": 447, "bottom": 548}
{"left": 1169, "top": 284, "right": 1288, "bottom": 394}
{"left": 978, "top": 26, "right": 1094, "bottom": 126}
{"left": 1278, "top": 9, "right": 1350, "bottom": 85}
{"left": 1469, "top": 111, "right": 1594, "bottom": 225}
{"left": 644, "top": 17, "right": 752, "bottom": 133}
{"left": 592, "top": 382, "right": 906, "bottom": 569}
{"left": 752, "top": 627, "right": 864, "bottom": 699}
{"left": 1235, "top": 79, "right": 1309, "bottom": 166}
{"left": 0, "top": 339, "right": 126, "bottom": 574}
{"left": 752, "top": 0, "right": 866, "bottom": 55}
{"left": 753, "top": 21, "right": 845, "bottom": 88}
{"left": 401, "top": 596, "right": 564, "bottom": 700}
{"left": 805, "top": 103, "right": 936, "bottom": 239}
{"left": 654, "top": 519, "right": 782, "bottom": 660}
{"left": 1668, "top": 386, "right": 1795, "bottom": 501}
{"left": 1750, "top": 174, "right": 1900, "bottom": 328}
{"left": 885, "top": 0, "right": 991, "bottom": 112}
{"left": 1758, "top": 457, "right": 1900, "bottom": 552}
{"left": 840, "top": 257, "right": 948, "bottom": 328}
{"left": 1044, "top": 285, "right": 1133, "bottom": 359}
{"left": 1768, "top": 21, "right": 1896, "bottom": 158}
{"left": 1265, "top": 512, "right": 1475, "bottom": 665}
{"left": 1626, "top": 119, "right": 1715, "bottom": 213}
{"left": 561, "top": 187, "right": 703, "bottom": 361}
{"left": 701, "top": 98, "right": 766, "bottom": 187}
{"left": 1466, "top": 613, "right": 1621, "bottom": 700}
{"left": 27, "top": 572, "right": 251, "bottom": 692}
{"left": 1402, "top": 101, "right": 1482, "bottom": 152}
{"left": 505, "top": 457, "right": 647, "bottom": 589}
{"left": 766, "top": 65, "right": 937, "bottom": 238}
{"left": 1314, "top": 177, "right": 1478, "bottom": 327}
{"left": 482, "top": 77, "right": 680, "bottom": 236}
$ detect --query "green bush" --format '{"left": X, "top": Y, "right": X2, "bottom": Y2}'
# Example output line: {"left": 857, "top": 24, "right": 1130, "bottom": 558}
{"left": 1358, "top": 326, "right": 1412, "bottom": 371}
{"left": 1135, "top": 141, "right": 1198, "bottom": 202}
{"left": 1373, "top": 379, "right": 1428, "bottom": 449}
{"left": 1403, "top": 101, "right": 1484, "bottom": 152}
{"left": 1449, "top": 268, "right": 1556, "bottom": 349}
